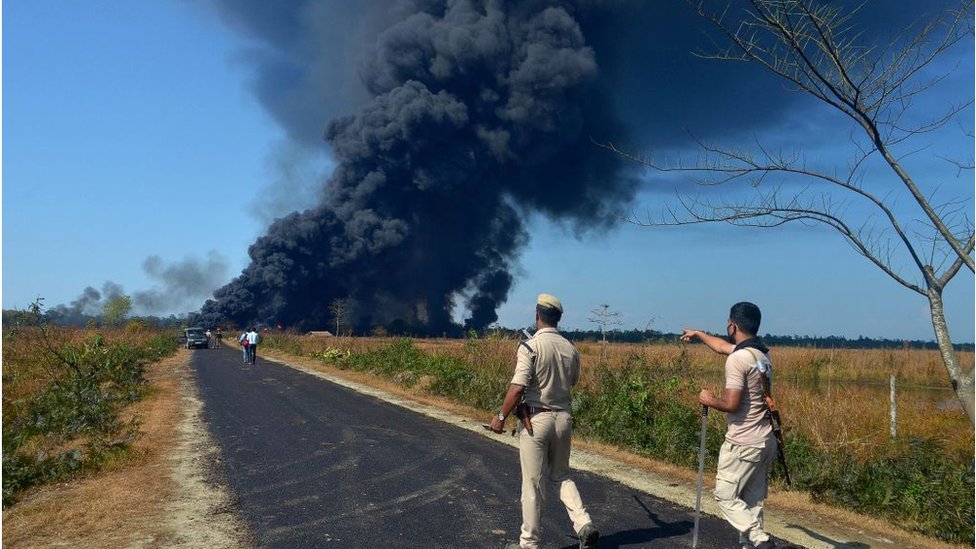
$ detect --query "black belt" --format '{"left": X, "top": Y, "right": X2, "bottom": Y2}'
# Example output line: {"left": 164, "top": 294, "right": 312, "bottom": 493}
{"left": 527, "top": 406, "right": 552, "bottom": 415}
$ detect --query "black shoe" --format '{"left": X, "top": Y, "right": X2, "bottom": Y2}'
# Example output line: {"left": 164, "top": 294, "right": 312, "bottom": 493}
{"left": 754, "top": 540, "right": 776, "bottom": 549}
{"left": 578, "top": 523, "right": 599, "bottom": 549}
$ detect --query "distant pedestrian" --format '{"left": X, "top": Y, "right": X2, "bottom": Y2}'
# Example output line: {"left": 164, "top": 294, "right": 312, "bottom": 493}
{"left": 215, "top": 327, "right": 222, "bottom": 349}
{"left": 205, "top": 329, "right": 213, "bottom": 348}
{"left": 489, "top": 293, "right": 598, "bottom": 549}
{"left": 239, "top": 330, "right": 249, "bottom": 363}
{"left": 246, "top": 327, "right": 260, "bottom": 364}
{"left": 681, "top": 302, "right": 777, "bottom": 549}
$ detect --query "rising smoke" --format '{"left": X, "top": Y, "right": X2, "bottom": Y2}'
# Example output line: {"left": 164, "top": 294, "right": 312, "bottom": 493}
{"left": 204, "top": 0, "right": 925, "bottom": 332}
{"left": 133, "top": 253, "right": 230, "bottom": 314}
{"left": 198, "top": 0, "right": 641, "bottom": 332}
{"left": 45, "top": 253, "right": 229, "bottom": 324}
{"left": 32, "top": 0, "right": 948, "bottom": 330}
{"left": 47, "top": 282, "right": 126, "bottom": 324}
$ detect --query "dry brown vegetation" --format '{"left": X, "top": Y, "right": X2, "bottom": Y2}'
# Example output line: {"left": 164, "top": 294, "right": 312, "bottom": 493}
{"left": 310, "top": 336, "right": 974, "bottom": 460}
{"left": 2, "top": 326, "right": 246, "bottom": 549}
{"left": 2, "top": 350, "right": 185, "bottom": 548}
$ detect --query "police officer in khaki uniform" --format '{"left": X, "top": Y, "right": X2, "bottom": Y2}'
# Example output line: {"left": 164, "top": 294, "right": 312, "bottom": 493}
{"left": 489, "top": 294, "right": 599, "bottom": 549}
{"left": 682, "top": 302, "right": 777, "bottom": 549}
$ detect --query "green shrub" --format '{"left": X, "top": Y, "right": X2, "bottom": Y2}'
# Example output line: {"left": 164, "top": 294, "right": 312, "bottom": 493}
{"left": 798, "top": 436, "right": 974, "bottom": 543}
{"left": 261, "top": 333, "right": 306, "bottom": 356}
{"left": 318, "top": 339, "right": 504, "bottom": 410}
{"left": 571, "top": 354, "right": 722, "bottom": 468}
{"left": 2, "top": 328, "right": 179, "bottom": 507}
{"left": 311, "top": 348, "right": 349, "bottom": 362}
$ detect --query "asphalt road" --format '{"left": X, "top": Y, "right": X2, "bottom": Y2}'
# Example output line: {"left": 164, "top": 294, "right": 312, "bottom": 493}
{"left": 191, "top": 346, "right": 788, "bottom": 549}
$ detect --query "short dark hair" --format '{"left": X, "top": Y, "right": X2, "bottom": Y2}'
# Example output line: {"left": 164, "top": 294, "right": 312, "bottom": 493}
{"left": 536, "top": 304, "right": 562, "bottom": 326}
{"left": 729, "top": 302, "right": 761, "bottom": 336}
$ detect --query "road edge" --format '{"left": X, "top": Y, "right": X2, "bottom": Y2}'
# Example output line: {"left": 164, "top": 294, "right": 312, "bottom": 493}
{"left": 164, "top": 351, "right": 251, "bottom": 548}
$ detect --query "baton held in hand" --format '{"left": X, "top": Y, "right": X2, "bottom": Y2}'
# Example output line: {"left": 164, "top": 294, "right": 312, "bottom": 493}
{"left": 692, "top": 404, "right": 708, "bottom": 548}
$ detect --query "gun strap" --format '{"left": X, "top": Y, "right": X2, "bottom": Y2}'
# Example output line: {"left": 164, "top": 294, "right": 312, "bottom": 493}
{"left": 743, "top": 348, "right": 783, "bottom": 424}
{"left": 743, "top": 348, "right": 772, "bottom": 399}
{"left": 744, "top": 348, "right": 792, "bottom": 484}
{"left": 515, "top": 338, "right": 536, "bottom": 420}
{"left": 517, "top": 338, "right": 538, "bottom": 384}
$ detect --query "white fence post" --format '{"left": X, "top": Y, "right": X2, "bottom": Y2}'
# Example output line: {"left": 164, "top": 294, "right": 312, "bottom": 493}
{"left": 889, "top": 374, "right": 897, "bottom": 439}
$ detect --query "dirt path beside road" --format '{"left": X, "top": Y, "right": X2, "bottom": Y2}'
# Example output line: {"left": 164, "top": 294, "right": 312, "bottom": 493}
{"left": 1, "top": 349, "right": 246, "bottom": 549}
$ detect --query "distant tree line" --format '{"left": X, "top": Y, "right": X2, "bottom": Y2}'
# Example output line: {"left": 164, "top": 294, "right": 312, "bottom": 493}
{"left": 2, "top": 307, "right": 190, "bottom": 331}
{"left": 557, "top": 328, "right": 973, "bottom": 352}
{"left": 12, "top": 306, "right": 970, "bottom": 351}
{"left": 757, "top": 334, "right": 974, "bottom": 352}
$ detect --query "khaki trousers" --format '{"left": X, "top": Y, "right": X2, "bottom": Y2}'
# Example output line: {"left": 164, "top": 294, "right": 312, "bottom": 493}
{"left": 518, "top": 411, "right": 591, "bottom": 549}
{"left": 714, "top": 436, "right": 776, "bottom": 545}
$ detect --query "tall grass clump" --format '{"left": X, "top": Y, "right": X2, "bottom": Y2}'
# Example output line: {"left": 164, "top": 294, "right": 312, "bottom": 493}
{"left": 787, "top": 434, "right": 974, "bottom": 543}
{"left": 572, "top": 351, "right": 723, "bottom": 468}
{"left": 314, "top": 337, "right": 508, "bottom": 411}
{"left": 2, "top": 314, "right": 179, "bottom": 507}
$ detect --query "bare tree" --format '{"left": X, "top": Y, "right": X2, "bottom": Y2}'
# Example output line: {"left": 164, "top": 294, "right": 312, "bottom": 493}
{"left": 589, "top": 304, "right": 623, "bottom": 359}
{"left": 599, "top": 0, "right": 975, "bottom": 422}
{"left": 329, "top": 298, "right": 348, "bottom": 337}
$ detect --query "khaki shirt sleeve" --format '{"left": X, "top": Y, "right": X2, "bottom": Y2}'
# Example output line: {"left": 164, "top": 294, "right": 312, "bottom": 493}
{"left": 724, "top": 351, "right": 751, "bottom": 390}
{"left": 510, "top": 343, "right": 535, "bottom": 387}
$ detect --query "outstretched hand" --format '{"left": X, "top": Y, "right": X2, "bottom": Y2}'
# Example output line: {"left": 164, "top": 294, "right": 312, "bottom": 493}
{"left": 680, "top": 328, "right": 701, "bottom": 343}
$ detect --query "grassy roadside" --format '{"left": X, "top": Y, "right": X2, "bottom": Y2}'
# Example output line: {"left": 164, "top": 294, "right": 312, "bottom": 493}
{"left": 2, "top": 325, "right": 180, "bottom": 507}
{"left": 2, "top": 323, "right": 245, "bottom": 549}
{"left": 2, "top": 346, "right": 248, "bottom": 549}
{"left": 1, "top": 348, "right": 185, "bottom": 547}
{"left": 260, "top": 333, "right": 974, "bottom": 546}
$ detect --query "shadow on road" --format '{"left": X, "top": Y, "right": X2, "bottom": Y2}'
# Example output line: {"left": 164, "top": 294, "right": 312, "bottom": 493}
{"left": 786, "top": 525, "right": 870, "bottom": 548}
{"left": 556, "top": 494, "right": 692, "bottom": 549}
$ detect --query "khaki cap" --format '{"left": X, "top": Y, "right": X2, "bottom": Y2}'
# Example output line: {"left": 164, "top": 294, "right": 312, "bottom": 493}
{"left": 537, "top": 293, "right": 563, "bottom": 313}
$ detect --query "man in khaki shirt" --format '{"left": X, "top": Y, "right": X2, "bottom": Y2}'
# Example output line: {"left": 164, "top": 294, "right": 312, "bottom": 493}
{"left": 489, "top": 294, "right": 599, "bottom": 549}
{"left": 682, "top": 302, "right": 777, "bottom": 549}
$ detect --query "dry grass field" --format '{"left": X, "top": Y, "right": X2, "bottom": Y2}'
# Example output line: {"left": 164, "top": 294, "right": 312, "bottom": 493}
{"left": 2, "top": 346, "right": 248, "bottom": 549}
{"left": 575, "top": 342, "right": 974, "bottom": 460}
{"left": 2, "top": 324, "right": 180, "bottom": 506}
{"left": 313, "top": 336, "right": 974, "bottom": 460}
{"left": 2, "top": 350, "right": 185, "bottom": 548}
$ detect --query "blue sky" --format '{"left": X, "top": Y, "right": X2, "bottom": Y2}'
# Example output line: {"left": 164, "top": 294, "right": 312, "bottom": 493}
{"left": 2, "top": 1, "right": 973, "bottom": 342}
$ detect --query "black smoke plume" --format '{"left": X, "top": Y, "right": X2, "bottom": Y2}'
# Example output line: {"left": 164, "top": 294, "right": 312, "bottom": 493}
{"left": 46, "top": 282, "right": 126, "bottom": 325}
{"left": 203, "top": 0, "right": 933, "bottom": 332}
{"left": 38, "top": 253, "right": 228, "bottom": 325}
{"left": 133, "top": 253, "right": 229, "bottom": 314}
{"left": 199, "top": 0, "right": 640, "bottom": 333}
